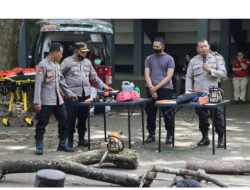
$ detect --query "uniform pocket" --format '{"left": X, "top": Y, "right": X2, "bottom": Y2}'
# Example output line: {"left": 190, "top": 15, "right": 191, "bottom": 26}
{"left": 193, "top": 65, "right": 202, "bottom": 76}
{"left": 83, "top": 66, "right": 90, "bottom": 77}
{"left": 71, "top": 66, "right": 80, "bottom": 76}
{"left": 208, "top": 62, "right": 217, "bottom": 69}
{"left": 45, "top": 70, "right": 55, "bottom": 82}
{"left": 46, "top": 70, "right": 55, "bottom": 78}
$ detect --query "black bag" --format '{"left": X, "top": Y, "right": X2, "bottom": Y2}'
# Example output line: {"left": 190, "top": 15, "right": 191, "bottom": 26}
{"left": 176, "top": 92, "right": 204, "bottom": 104}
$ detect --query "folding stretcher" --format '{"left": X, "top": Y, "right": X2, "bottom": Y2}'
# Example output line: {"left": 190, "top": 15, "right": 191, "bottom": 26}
{"left": 0, "top": 67, "right": 35, "bottom": 127}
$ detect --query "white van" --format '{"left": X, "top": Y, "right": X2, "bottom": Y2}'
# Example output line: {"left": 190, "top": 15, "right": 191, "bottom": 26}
{"left": 31, "top": 19, "right": 113, "bottom": 66}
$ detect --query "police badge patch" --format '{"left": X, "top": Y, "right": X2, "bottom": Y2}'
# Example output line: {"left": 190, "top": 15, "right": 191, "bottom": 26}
{"left": 37, "top": 66, "right": 44, "bottom": 74}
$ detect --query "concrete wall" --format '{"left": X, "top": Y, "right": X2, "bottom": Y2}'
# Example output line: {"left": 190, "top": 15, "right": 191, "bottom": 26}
{"left": 112, "top": 19, "right": 250, "bottom": 101}
{"left": 115, "top": 19, "right": 222, "bottom": 45}
{"left": 114, "top": 19, "right": 223, "bottom": 68}
{"left": 242, "top": 20, "right": 250, "bottom": 42}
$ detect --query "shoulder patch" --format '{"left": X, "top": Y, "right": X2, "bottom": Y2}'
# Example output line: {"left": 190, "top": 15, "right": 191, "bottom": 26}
{"left": 61, "top": 61, "right": 65, "bottom": 67}
{"left": 37, "top": 66, "right": 44, "bottom": 74}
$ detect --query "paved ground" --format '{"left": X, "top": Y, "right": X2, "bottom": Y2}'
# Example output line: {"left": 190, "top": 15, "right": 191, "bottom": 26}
{"left": 0, "top": 102, "right": 250, "bottom": 187}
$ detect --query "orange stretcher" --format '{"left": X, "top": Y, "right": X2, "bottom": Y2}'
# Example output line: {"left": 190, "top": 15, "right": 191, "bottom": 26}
{"left": 0, "top": 67, "right": 35, "bottom": 127}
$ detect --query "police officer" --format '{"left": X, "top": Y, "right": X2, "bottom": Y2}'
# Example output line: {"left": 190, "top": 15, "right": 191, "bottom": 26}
{"left": 33, "top": 42, "right": 77, "bottom": 155}
{"left": 185, "top": 39, "right": 227, "bottom": 148}
{"left": 61, "top": 42, "right": 112, "bottom": 149}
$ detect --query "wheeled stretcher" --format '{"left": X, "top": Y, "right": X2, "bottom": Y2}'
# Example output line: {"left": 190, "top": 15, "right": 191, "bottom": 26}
{"left": 0, "top": 67, "right": 35, "bottom": 127}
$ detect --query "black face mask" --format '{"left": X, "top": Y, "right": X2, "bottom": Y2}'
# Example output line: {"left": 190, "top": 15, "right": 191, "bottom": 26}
{"left": 76, "top": 53, "right": 85, "bottom": 61}
{"left": 154, "top": 49, "right": 162, "bottom": 55}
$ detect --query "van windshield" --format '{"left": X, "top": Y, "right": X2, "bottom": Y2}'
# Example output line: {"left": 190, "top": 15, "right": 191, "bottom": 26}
{"left": 40, "top": 32, "right": 109, "bottom": 65}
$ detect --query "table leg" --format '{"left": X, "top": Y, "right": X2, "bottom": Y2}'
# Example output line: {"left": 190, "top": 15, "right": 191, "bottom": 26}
{"left": 103, "top": 110, "right": 107, "bottom": 142}
{"left": 158, "top": 108, "right": 162, "bottom": 152}
{"left": 212, "top": 108, "right": 215, "bottom": 155}
{"left": 140, "top": 105, "right": 145, "bottom": 145}
{"left": 128, "top": 107, "right": 131, "bottom": 149}
{"left": 224, "top": 105, "right": 227, "bottom": 149}
{"left": 172, "top": 111, "right": 175, "bottom": 147}
{"left": 87, "top": 106, "right": 91, "bottom": 151}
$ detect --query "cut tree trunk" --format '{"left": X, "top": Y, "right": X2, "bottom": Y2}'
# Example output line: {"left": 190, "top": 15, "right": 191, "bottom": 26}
{"left": 67, "top": 149, "right": 139, "bottom": 169}
{"left": 152, "top": 166, "right": 229, "bottom": 187}
{"left": 0, "top": 160, "right": 155, "bottom": 187}
{"left": 186, "top": 160, "right": 250, "bottom": 175}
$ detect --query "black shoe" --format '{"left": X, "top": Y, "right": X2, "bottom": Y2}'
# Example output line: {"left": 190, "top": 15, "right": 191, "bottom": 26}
{"left": 145, "top": 135, "right": 155, "bottom": 143}
{"left": 67, "top": 135, "right": 74, "bottom": 148}
{"left": 67, "top": 140, "right": 73, "bottom": 148}
{"left": 35, "top": 140, "right": 43, "bottom": 155}
{"left": 165, "top": 135, "right": 173, "bottom": 144}
{"left": 35, "top": 147, "right": 43, "bottom": 155}
{"left": 57, "top": 145, "right": 74, "bottom": 152}
{"left": 197, "top": 137, "right": 210, "bottom": 146}
{"left": 78, "top": 138, "right": 89, "bottom": 147}
{"left": 217, "top": 134, "right": 224, "bottom": 148}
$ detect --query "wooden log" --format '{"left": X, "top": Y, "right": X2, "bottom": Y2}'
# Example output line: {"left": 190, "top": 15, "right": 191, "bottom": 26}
{"left": 152, "top": 166, "right": 229, "bottom": 187}
{"left": 0, "top": 160, "right": 154, "bottom": 187}
{"left": 186, "top": 160, "right": 250, "bottom": 175}
{"left": 67, "top": 149, "right": 139, "bottom": 169}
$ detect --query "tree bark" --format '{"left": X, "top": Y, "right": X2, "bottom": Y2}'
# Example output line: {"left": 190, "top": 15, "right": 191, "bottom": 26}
{"left": 152, "top": 166, "right": 229, "bottom": 187}
{"left": 186, "top": 160, "right": 250, "bottom": 175}
{"left": 0, "top": 19, "right": 22, "bottom": 70}
{"left": 0, "top": 160, "right": 155, "bottom": 187}
{"left": 67, "top": 149, "right": 139, "bottom": 169}
{"left": 0, "top": 149, "right": 155, "bottom": 187}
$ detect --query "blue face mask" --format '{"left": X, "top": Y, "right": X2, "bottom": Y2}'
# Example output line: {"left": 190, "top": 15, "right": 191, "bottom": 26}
{"left": 94, "top": 59, "right": 102, "bottom": 65}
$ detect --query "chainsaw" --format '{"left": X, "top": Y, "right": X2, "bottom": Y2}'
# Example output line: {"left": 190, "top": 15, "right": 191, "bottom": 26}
{"left": 209, "top": 86, "right": 224, "bottom": 103}
{"left": 98, "top": 131, "right": 124, "bottom": 168}
{"left": 96, "top": 89, "right": 119, "bottom": 102}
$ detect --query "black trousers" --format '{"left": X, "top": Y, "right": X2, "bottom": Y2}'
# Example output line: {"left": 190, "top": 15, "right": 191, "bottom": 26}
{"left": 180, "top": 78, "right": 186, "bottom": 95}
{"left": 145, "top": 87, "right": 175, "bottom": 136}
{"left": 34, "top": 104, "right": 68, "bottom": 140}
{"left": 195, "top": 107, "right": 225, "bottom": 134}
{"left": 64, "top": 96, "right": 89, "bottom": 135}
